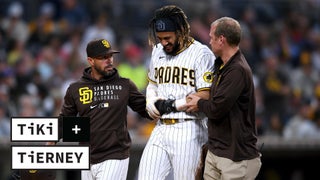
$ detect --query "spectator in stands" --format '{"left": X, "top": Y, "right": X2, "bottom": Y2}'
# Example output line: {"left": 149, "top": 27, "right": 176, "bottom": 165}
{"left": 117, "top": 40, "right": 148, "bottom": 92}
{"left": 0, "top": 103, "right": 10, "bottom": 138}
{"left": 27, "top": 2, "right": 59, "bottom": 54}
{"left": 80, "top": 11, "right": 116, "bottom": 62}
{"left": 283, "top": 98, "right": 318, "bottom": 139}
{"left": 259, "top": 53, "right": 291, "bottom": 136}
{"left": 1, "top": 1, "right": 29, "bottom": 44}
{"left": 290, "top": 50, "right": 319, "bottom": 101}
{"left": 59, "top": 0, "right": 89, "bottom": 35}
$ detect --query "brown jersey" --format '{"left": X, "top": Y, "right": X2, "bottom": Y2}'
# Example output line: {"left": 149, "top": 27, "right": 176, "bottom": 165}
{"left": 60, "top": 67, "right": 150, "bottom": 164}
{"left": 198, "top": 50, "right": 260, "bottom": 161}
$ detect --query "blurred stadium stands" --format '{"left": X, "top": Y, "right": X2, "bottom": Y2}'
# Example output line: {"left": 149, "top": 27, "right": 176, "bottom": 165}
{"left": 1, "top": 0, "right": 320, "bottom": 179}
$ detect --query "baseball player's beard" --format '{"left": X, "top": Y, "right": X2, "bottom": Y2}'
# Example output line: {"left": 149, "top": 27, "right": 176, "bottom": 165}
{"left": 163, "top": 41, "right": 180, "bottom": 56}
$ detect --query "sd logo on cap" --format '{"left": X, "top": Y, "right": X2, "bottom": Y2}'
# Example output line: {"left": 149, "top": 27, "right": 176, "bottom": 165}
{"left": 86, "top": 39, "right": 120, "bottom": 58}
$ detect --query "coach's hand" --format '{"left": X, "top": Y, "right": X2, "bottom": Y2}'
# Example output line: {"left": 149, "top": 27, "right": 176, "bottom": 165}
{"left": 154, "top": 99, "right": 177, "bottom": 115}
{"left": 146, "top": 97, "right": 161, "bottom": 119}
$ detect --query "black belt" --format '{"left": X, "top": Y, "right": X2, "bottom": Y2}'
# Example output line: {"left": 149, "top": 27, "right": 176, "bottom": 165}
{"left": 160, "top": 118, "right": 195, "bottom": 125}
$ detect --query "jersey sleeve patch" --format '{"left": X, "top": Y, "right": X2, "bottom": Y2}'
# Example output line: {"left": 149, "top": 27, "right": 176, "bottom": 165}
{"left": 203, "top": 72, "right": 213, "bottom": 83}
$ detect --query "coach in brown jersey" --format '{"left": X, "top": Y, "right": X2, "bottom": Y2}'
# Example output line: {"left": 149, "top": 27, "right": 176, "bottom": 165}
{"left": 186, "top": 17, "right": 262, "bottom": 179}
{"left": 47, "top": 39, "right": 151, "bottom": 180}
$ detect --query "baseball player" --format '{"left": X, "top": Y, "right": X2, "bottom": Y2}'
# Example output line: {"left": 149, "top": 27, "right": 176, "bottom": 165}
{"left": 47, "top": 39, "right": 151, "bottom": 180}
{"left": 138, "top": 5, "right": 215, "bottom": 180}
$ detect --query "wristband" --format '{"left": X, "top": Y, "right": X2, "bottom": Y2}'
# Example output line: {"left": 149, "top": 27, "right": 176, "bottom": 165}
{"left": 174, "top": 98, "right": 186, "bottom": 109}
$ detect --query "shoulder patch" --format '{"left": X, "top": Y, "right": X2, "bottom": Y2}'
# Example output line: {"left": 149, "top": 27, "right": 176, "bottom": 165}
{"left": 203, "top": 72, "right": 213, "bottom": 83}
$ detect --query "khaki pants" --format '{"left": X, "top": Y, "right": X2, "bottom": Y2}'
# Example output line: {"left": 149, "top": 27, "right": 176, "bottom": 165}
{"left": 203, "top": 150, "right": 261, "bottom": 180}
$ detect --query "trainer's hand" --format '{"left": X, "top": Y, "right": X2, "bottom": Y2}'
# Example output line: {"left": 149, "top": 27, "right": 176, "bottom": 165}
{"left": 146, "top": 97, "right": 162, "bottom": 120}
{"left": 154, "top": 99, "right": 177, "bottom": 115}
{"left": 185, "top": 94, "right": 201, "bottom": 113}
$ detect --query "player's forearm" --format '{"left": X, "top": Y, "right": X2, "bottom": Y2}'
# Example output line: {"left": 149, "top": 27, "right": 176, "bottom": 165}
{"left": 193, "top": 90, "right": 210, "bottom": 100}
{"left": 146, "top": 83, "right": 158, "bottom": 99}
{"left": 157, "top": 90, "right": 206, "bottom": 112}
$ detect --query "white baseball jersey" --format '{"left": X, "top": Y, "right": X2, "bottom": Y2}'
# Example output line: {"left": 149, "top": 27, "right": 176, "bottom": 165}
{"left": 138, "top": 39, "right": 215, "bottom": 180}
{"left": 148, "top": 39, "right": 215, "bottom": 119}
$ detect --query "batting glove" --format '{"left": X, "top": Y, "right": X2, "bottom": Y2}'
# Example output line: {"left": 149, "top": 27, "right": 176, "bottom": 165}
{"left": 146, "top": 97, "right": 161, "bottom": 120}
{"left": 154, "top": 99, "right": 177, "bottom": 115}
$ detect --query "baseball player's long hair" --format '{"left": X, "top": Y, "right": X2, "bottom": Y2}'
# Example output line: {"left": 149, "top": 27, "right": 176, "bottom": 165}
{"left": 148, "top": 5, "right": 191, "bottom": 48}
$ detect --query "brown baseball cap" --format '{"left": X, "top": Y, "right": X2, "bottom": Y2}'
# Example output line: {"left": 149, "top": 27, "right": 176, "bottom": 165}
{"left": 86, "top": 39, "right": 120, "bottom": 58}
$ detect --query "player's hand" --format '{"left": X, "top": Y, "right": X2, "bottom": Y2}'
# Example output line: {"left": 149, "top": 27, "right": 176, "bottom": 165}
{"left": 154, "top": 99, "right": 177, "bottom": 115}
{"left": 146, "top": 97, "right": 162, "bottom": 119}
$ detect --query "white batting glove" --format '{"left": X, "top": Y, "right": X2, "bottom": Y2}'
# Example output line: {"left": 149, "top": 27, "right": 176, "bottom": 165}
{"left": 146, "top": 97, "right": 162, "bottom": 120}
